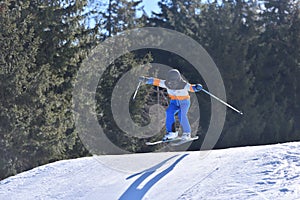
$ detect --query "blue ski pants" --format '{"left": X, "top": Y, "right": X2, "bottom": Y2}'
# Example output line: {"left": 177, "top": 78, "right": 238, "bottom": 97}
{"left": 166, "top": 99, "right": 191, "bottom": 133}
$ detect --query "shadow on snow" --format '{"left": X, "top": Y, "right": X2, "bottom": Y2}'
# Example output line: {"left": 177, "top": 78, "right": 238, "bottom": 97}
{"left": 119, "top": 153, "right": 189, "bottom": 200}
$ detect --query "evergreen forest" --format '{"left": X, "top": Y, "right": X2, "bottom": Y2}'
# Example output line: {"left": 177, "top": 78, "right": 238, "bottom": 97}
{"left": 0, "top": 0, "right": 299, "bottom": 180}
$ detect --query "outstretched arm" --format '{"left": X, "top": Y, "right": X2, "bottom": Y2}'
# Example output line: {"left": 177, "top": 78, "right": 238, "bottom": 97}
{"left": 139, "top": 76, "right": 167, "bottom": 88}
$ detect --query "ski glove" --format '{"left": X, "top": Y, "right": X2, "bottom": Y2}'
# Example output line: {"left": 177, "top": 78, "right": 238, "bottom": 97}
{"left": 139, "top": 76, "right": 149, "bottom": 83}
{"left": 195, "top": 84, "right": 203, "bottom": 91}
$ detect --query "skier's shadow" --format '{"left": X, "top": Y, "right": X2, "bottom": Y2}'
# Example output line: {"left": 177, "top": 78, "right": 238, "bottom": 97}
{"left": 119, "top": 153, "right": 189, "bottom": 200}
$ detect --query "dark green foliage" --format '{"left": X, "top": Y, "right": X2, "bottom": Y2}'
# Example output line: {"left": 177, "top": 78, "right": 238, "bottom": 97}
{"left": 250, "top": 0, "right": 300, "bottom": 144}
{"left": 95, "top": 52, "right": 153, "bottom": 153}
{"left": 0, "top": 0, "right": 44, "bottom": 179}
{"left": 0, "top": 0, "right": 95, "bottom": 180}
{"left": 149, "top": 0, "right": 299, "bottom": 148}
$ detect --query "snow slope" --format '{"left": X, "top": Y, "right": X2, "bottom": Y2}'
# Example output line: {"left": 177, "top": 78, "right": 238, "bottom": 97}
{"left": 1, "top": 142, "right": 300, "bottom": 200}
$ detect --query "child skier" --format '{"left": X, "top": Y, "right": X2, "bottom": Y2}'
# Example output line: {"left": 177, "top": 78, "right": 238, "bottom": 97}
{"left": 139, "top": 69, "right": 203, "bottom": 141}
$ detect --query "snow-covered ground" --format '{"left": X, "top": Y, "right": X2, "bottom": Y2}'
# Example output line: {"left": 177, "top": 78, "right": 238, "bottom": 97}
{"left": 1, "top": 142, "right": 300, "bottom": 200}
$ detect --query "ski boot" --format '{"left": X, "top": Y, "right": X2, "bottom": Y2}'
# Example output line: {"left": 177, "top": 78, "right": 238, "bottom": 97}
{"left": 181, "top": 132, "right": 191, "bottom": 141}
{"left": 162, "top": 131, "right": 178, "bottom": 141}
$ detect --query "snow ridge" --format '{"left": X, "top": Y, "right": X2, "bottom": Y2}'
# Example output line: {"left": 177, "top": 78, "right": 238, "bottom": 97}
{"left": 1, "top": 142, "right": 300, "bottom": 200}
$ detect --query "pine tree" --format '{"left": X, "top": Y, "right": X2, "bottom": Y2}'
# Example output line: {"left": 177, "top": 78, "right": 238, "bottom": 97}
{"left": 252, "top": 0, "right": 300, "bottom": 143}
{"left": 149, "top": 0, "right": 296, "bottom": 147}
{"left": 84, "top": 0, "right": 156, "bottom": 152}
{"left": 0, "top": 0, "right": 97, "bottom": 179}
{"left": 26, "top": 0, "right": 94, "bottom": 158}
{"left": 93, "top": 0, "right": 144, "bottom": 37}
{"left": 0, "top": 0, "right": 45, "bottom": 178}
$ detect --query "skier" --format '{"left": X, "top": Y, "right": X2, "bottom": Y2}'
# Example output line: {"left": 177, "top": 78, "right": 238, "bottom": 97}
{"left": 139, "top": 69, "right": 203, "bottom": 141}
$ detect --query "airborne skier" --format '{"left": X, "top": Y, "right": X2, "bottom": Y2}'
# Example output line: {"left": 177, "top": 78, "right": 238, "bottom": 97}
{"left": 139, "top": 69, "right": 203, "bottom": 142}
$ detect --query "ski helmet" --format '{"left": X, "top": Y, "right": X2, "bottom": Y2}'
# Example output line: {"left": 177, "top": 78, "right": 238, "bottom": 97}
{"left": 167, "top": 69, "right": 181, "bottom": 82}
{"left": 165, "top": 69, "right": 186, "bottom": 90}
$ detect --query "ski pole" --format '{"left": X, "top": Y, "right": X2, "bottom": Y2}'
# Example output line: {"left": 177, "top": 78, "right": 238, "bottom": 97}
{"left": 202, "top": 89, "right": 243, "bottom": 115}
{"left": 132, "top": 81, "right": 142, "bottom": 100}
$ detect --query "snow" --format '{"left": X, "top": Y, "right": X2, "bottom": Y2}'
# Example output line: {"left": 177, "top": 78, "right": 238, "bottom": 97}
{"left": 1, "top": 142, "right": 300, "bottom": 200}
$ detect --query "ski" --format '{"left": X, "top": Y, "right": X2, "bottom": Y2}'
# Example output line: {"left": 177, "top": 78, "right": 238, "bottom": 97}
{"left": 170, "top": 136, "right": 199, "bottom": 146}
{"left": 145, "top": 137, "right": 182, "bottom": 146}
